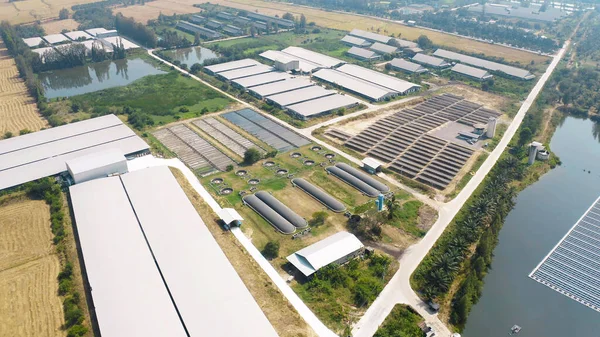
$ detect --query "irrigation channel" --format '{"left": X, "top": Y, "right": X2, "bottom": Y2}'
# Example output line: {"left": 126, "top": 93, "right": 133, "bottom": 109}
{"left": 463, "top": 116, "right": 600, "bottom": 336}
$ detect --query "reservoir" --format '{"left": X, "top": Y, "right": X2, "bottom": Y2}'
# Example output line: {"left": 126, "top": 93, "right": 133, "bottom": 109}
{"left": 162, "top": 46, "right": 219, "bottom": 66}
{"left": 39, "top": 57, "right": 166, "bottom": 99}
{"left": 463, "top": 116, "right": 600, "bottom": 336}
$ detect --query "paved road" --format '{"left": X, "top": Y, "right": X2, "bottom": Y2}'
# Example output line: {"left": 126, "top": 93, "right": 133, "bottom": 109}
{"left": 351, "top": 39, "right": 570, "bottom": 337}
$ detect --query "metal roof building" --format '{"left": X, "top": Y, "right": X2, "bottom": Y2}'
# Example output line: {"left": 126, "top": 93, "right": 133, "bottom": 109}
{"left": 347, "top": 46, "right": 381, "bottom": 60}
{"left": 176, "top": 21, "right": 221, "bottom": 39}
{"left": 286, "top": 94, "right": 359, "bottom": 120}
{"left": 312, "top": 68, "right": 397, "bottom": 101}
{"left": 267, "top": 85, "right": 336, "bottom": 107}
{"left": 337, "top": 63, "right": 420, "bottom": 95}
{"left": 247, "top": 12, "right": 295, "bottom": 28}
{"left": 348, "top": 29, "right": 392, "bottom": 44}
{"left": 42, "top": 34, "right": 69, "bottom": 45}
{"left": 0, "top": 114, "right": 148, "bottom": 191}
{"left": 451, "top": 63, "right": 493, "bottom": 81}
{"left": 433, "top": 49, "right": 535, "bottom": 80}
{"left": 249, "top": 77, "right": 314, "bottom": 98}
{"left": 393, "top": 38, "right": 418, "bottom": 49}
{"left": 223, "top": 24, "right": 244, "bottom": 36}
{"left": 259, "top": 50, "right": 321, "bottom": 73}
{"left": 282, "top": 46, "right": 345, "bottom": 69}
{"left": 22, "top": 37, "right": 43, "bottom": 47}
{"left": 206, "top": 19, "right": 222, "bottom": 29}
{"left": 102, "top": 36, "right": 139, "bottom": 50}
{"left": 287, "top": 231, "right": 364, "bottom": 277}
{"left": 66, "top": 148, "right": 127, "bottom": 184}
{"left": 64, "top": 31, "right": 93, "bottom": 41}
{"left": 70, "top": 176, "right": 187, "bottom": 337}
{"left": 232, "top": 71, "right": 290, "bottom": 88}
{"left": 204, "top": 58, "right": 261, "bottom": 74}
{"left": 369, "top": 42, "right": 397, "bottom": 54}
{"left": 85, "top": 28, "right": 109, "bottom": 37}
{"left": 217, "top": 64, "right": 274, "bottom": 80}
{"left": 390, "top": 58, "right": 428, "bottom": 74}
{"left": 341, "top": 35, "right": 371, "bottom": 47}
{"left": 412, "top": 53, "right": 451, "bottom": 68}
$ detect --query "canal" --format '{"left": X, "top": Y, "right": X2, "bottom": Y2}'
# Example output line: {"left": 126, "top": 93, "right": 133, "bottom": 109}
{"left": 463, "top": 116, "right": 600, "bottom": 336}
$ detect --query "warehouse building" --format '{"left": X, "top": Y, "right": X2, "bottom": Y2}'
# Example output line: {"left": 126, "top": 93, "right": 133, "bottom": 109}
{"left": 259, "top": 50, "right": 321, "bottom": 73}
{"left": 412, "top": 53, "right": 451, "bottom": 68}
{"left": 205, "top": 19, "right": 222, "bottom": 29}
{"left": 287, "top": 231, "right": 364, "bottom": 277}
{"left": 232, "top": 71, "right": 290, "bottom": 89}
{"left": 223, "top": 24, "right": 244, "bottom": 36}
{"left": 217, "top": 64, "right": 274, "bottom": 81}
{"left": 404, "top": 47, "right": 424, "bottom": 56}
{"left": 66, "top": 149, "right": 127, "bottom": 184}
{"left": 341, "top": 35, "right": 371, "bottom": 47}
{"left": 0, "top": 114, "right": 148, "bottom": 191}
{"left": 312, "top": 68, "right": 397, "bottom": 101}
{"left": 347, "top": 46, "right": 381, "bottom": 61}
{"left": 393, "top": 38, "right": 418, "bottom": 49}
{"left": 266, "top": 85, "right": 336, "bottom": 107}
{"left": 204, "top": 58, "right": 262, "bottom": 75}
{"left": 282, "top": 46, "right": 345, "bottom": 68}
{"left": 451, "top": 63, "right": 493, "bottom": 81}
{"left": 189, "top": 14, "right": 205, "bottom": 24}
{"left": 217, "top": 11, "right": 235, "bottom": 21}
{"left": 286, "top": 94, "right": 359, "bottom": 120}
{"left": 336, "top": 63, "right": 421, "bottom": 95}
{"left": 64, "top": 31, "right": 93, "bottom": 41}
{"left": 348, "top": 28, "right": 392, "bottom": 44}
{"left": 369, "top": 42, "right": 397, "bottom": 54}
{"left": 176, "top": 21, "right": 221, "bottom": 39}
{"left": 247, "top": 12, "right": 295, "bottom": 28}
{"left": 390, "top": 58, "right": 428, "bottom": 74}
{"left": 433, "top": 49, "right": 535, "bottom": 80}
{"left": 70, "top": 166, "right": 279, "bottom": 336}
{"left": 43, "top": 33, "right": 70, "bottom": 45}
{"left": 249, "top": 77, "right": 314, "bottom": 98}
{"left": 22, "top": 37, "right": 44, "bottom": 47}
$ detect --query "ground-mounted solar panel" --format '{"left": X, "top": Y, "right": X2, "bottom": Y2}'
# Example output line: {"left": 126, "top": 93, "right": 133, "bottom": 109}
{"left": 530, "top": 196, "right": 600, "bottom": 313}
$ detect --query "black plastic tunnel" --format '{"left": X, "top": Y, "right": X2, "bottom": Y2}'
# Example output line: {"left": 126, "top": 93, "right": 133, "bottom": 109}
{"left": 326, "top": 166, "right": 379, "bottom": 197}
{"left": 255, "top": 191, "right": 308, "bottom": 228}
{"left": 242, "top": 194, "right": 296, "bottom": 234}
{"left": 335, "top": 162, "right": 390, "bottom": 193}
{"left": 292, "top": 178, "right": 346, "bottom": 213}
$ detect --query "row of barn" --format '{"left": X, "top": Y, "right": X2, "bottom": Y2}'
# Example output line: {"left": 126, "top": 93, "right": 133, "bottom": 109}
{"left": 341, "top": 29, "right": 421, "bottom": 61}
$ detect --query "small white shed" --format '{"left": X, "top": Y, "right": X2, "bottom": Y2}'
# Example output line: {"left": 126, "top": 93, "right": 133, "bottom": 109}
{"left": 362, "top": 157, "right": 383, "bottom": 174}
{"left": 66, "top": 149, "right": 127, "bottom": 184}
{"left": 218, "top": 208, "right": 244, "bottom": 228}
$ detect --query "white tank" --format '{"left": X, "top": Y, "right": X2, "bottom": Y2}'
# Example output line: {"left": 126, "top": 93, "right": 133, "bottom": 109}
{"left": 486, "top": 117, "right": 497, "bottom": 138}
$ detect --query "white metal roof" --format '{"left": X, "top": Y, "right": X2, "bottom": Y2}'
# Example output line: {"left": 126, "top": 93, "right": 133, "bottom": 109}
{"left": 232, "top": 71, "right": 291, "bottom": 88}
{"left": 433, "top": 49, "right": 534, "bottom": 79}
{"left": 22, "top": 37, "right": 43, "bottom": 47}
{"left": 267, "top": 85, "right": 336, "bottom": 107}
{"left": 218, "top": 64, "right": 274, "bottom": 80}
{"left": 393, "top": 38, "right": 418, "bottom": 48}
{"left": 218, "top": 208, "right": 243, "bottom": 225}
{"left": 64, "top": 31, "right": 93, "bottom": 41}
{"left": 362, "top": 157, "right": 383, "bottom": 169}
{"left": 31, "top": 46, "right": 55, "bottom": 56}
{"left": 451, "top": 63, "right": 493, "bottom": 80}
{"left": 286, "top": 94, "right": 359, "bottom": 117}
{"left": 204, "top": 58, "right": 262, "bottom": 74}
{"left": 347, "top": 46, "right": 380, "bottom": 59}
{"left": 336, "top": 63, "right": 420, "bottom": 94}
{"left": 390, "top": 58, "right": 428, "bottom": 73}
{"left": 259, "top": 50, "right": 321, "bottom": 73}
{"left": 287, "top": 231, "right": 363, "bottom": 276}
{"left": 281, "top": 46, "right": 345, "bottom": 68}
{"left": 42, "top": 34, "right": 69, "bottom": 44}
{"left": 120, "top": 166, "right": 279, "bottom": 337}
{"left": 412, "top": 53, "right": 450, "bottom": 67}
{"left": 369, "top": 42, "right": 397, "bottom": 54}
{"left": 101, "top": 36, "right": 139, "bottom": 49}
{"left": 66, "top": 148, "right": 125, "bottom": 175}
{"left": 348, "top": 28, "right": 391, "bottom": 44}
{"left": 341, "top": 35, "right": 370, "bottom": 47}
{"left": 85, "top": 28, "right": 109, "bottom": 37}
{"left": 313, "top": 68, "right": 396, "bottom": 101}
{"left": 249, "top": 77, "right": 314, "bottom": 97}
{"left": 69, "top": 176, "right": 187, "bottom": 337}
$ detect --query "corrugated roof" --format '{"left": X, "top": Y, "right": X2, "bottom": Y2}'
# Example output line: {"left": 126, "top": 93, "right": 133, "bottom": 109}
{"left": 451, "top": 63, "right": 493, "bottom": 80}
{"left": 412, "top": 53, "right": 450, "bottom": 67}
{"left": 348, "top": 28, "right": 392, "bottom": 44}
{"left": 347, "top": 46, "right": 381, "bottom": 59}
{"left": 390, "top": 58, "right": 428, "bottom": 73}
{"left": 267, "top": 85, "right": 336, "bottom": 106}
{"left": 313, "top": 68, "right": 396, "bottom": 101}
{"left": 282, "top": 46, "right": 345, "bottom": 68}
{"left": 369, "top": 42, "right": 397, "bottom": 54}
{"left": 102, "top": 36, "right": 139, "bottom": 49}
{"left": 232, "top": 71, "right": 290, "bottom": 88}
{"left": 286, "top": 94, "right": 359, "bottom": 117}
{"left": 341, "top": 35, "right": 370, "bottom": 47}
{"left": 43, "top": 34, "right": 69, "bottom": 44}
{"left": 22, "top": 37, "right": 43, "bottom": 47}
{"left": 433, "top": 49, "right": 534, "bottom": 79}
{"left": 66, "top": 148, "right": 125, "bottom": 175}
{"left": 259, "top": 50, "right": 321, "bottom": 73}
{"left": 250, "top": 78, "right": 314, "bottom": 97}
{"left": 85, "top": 28, "right": 109, "bottom": 37}
{"left": 336, "top": 63, "right": 420, "bottom": 94}
{"left": 287, "top": 231, "right": 364, "bottom": 276}
{"left": 64, "top": 31, "right": 93, "bottom": 41}
{"left": 205, "top": 58, "right": 261, "bottom": 74}
{"left": 218, "top": 64, "right": 274, "bottom": 80}
{"left": 393, "top": 38, "right": 418, "bottom": 48}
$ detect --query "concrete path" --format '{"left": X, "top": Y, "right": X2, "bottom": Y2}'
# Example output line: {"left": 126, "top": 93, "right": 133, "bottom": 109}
{"left": 351, "top": 39, "right": 570, "bottom": 337}
{"left": 128, "top": 155, "right": 337, "bottom": 337}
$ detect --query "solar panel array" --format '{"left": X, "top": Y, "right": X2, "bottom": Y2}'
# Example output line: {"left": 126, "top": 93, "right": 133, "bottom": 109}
{"left": 192, "top": 117, "right": 266, "bottom": 157}
{"left": 345, "top": 94, "right": 500, "bottom": 189}
{"left": 222, "top": 109, "right": 310, "bottom": 152}
{"left": 530, "top": 196, "right": 600, "bottom": 313}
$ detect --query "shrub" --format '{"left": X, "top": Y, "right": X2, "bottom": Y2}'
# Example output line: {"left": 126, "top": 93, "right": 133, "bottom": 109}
{"left": 243, "top": 148, "right": 262, "bottom": 165}
{"left": 4, "top": 131, "right": 13, "bottom": 139}
{"left": 309, "top": 211, "right": 329, "bottom": 227}
{"left": 262, "top": 241, "right": 280, "bottom": 259}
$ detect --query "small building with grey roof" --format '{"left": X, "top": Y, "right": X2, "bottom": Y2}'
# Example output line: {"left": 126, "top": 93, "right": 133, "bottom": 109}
{"left": 451, "top": 64, "right": 493, "bottom": 81}
{"left": 393, "top": 38, "right": 418, "bottom": 49}
{"left": 412, "top": 53, "right": 451, "bottom": 68}
{"left": 433, "top": 48, "right": 535, "bottom": 80}
{"left": 348, "top": 28, "right": 392, "bottom": 44}
{"left": 341, "top": 35, "right": 371, "bottom": 47}
{"left": 23, "top": 37, "right": 44, "bottom": 48}
{"left": 347, "top": 46, "right": 382, "bottom": 61}
{"left": 176, "top": 21, "right": 221, "bottom": 39}
{"left": 369, "top": 42, "right": 397, "bottom": 54}
{"left": 390, "top": 58, "right": 428, "bottom": 74}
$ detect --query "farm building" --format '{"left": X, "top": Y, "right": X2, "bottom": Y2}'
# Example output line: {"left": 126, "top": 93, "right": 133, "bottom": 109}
{"left": 223, "top": 24, "right": 244, "bottom": 36}
{"left": 217, "top": 12, "right": 235, "bottom": 21}
{"left": 217, "top": 64, "right": 275, "bottom": 81}
{"left": 451, "top": 64, "right": 493, "bottom": 81}
{"left": 281, "top": 46, "right": 345, "bottom": 69}
{"left": 341, "top": 35, "right": 371, "bottom": 47}
{"left": 234, "top": 16, "right": 252, "bottom": 25}
{"left": 205, "top": 19, "right": 222, "bottom": 30}
{"left": 0, "top": 114, "right": 148, "bottom": 191}
{"left": 189, "top": 15, "right": 205, "bottom": 24}
{"left": 336, "top": 63, "right": 420, "bottom": 95}
{"left": 246, "top": 12, "right": 295, "bottom": 28}
{"left": 412, "top": 53, "right": 451, "bottom": 68}
{"left": 249, "top": 77, "right": 314, "bottom": 98}
{"left": 404, "top": 47, "right": 424, "bottom": 56}
{"left": 232, "top": 71, "right": 290, "bottom": 89}
{"left": 362, "top": 157, "right": 383, "bottom": 174}
{"left": 260, "top": 50, "right": 321, "bottom": 73}
{"left": 101, "top": 36, "right": 139, "bottom": 50}
{"left": 66, "top": 149, "right": 127, "bottom": 184}
{"left": 348, "top": 28, "right": 392, "bottom": 44}
{"left": 393, "top": 38, "right": 418, "bottom": 49}
{"left": 433, "top": 49, "right": 535, "bottom": 80}
{"left": 369, "top": 42, "right": 397, "bottom": 54}
{"left": 347, "top": 46, "right": 381, "bottom": 61}
{"left": 42, "top": 34, "right": 69, "bottom": 45}
{"left": 70, "top": 166, "right": 279, "bottom": 337}
{"left": 266, "top": 85, "right": 336, "bottom": 107}
{"left": 204, "top": 58, "right": 262, "bottom": 75}
{"left": 312, "top": 68, "right": 397, "bottom": 101}
{"left": 176, "top": 21, "right": 221, "bottom": 39}
{"left": 218, "top": 208, "right": 243, "bottom": 228}
{"left": 85, "top": 28, "right": 110, "bottom": 37}
{"left": 97, "top": 30, "right": 118, "bottom": 38}
{"left": 286, "top": 94, "right": 359, "bottom": 120}
{"left": 390, "top": 58, "right": 428, "bottom": 74}
{"left": 287, "top": 231, "right": 364, "bottom": 277}
{"left": 64, "top": 31, "right": 93, "bottom": 41}
{"left": 22, "top": 37, "right": 44, "bottom": 47}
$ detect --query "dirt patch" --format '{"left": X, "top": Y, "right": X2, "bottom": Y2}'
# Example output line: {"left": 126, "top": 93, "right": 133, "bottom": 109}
{"left": 437, "top": 84, "right": 509, "bottom": 113}
{"left": 417, "top": 204, "right": 437, "bottom": 232}
{"left": 41, "top": 19, "right": 80, "bottom": 34}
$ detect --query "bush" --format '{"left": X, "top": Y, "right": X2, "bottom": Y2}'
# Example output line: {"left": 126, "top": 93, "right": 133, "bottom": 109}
{"left": 4, "top": 131, "right": 13, "bottom": 139}
{"left": 179, "top": 106, "right": 190, "bottom": 112}
{"left": 309, "top": 211, "right": 329, "bottom": 227}
{"left": 262, "top": 241, "right": 280, "bottom": 259}
{"left": 226, "top": 164, "right": 234, "bottom": 172}
{"left": 19, "top": 129, "right": 32, "bottom": 135}
{"left": 243, "top": 148, "right": 262, "bottom": 165}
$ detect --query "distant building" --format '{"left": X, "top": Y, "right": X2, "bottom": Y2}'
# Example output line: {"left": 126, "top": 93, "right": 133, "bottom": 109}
{"left": 403, "top": 47, "right": 424, "bottom": 56}
{"left": 176, "top": 21, "right": 221, "bottom": 39}
{"left": 347, "top": 46, "right": 381, "bottom": 61}
{"left": 389, "top": 58, "right": 428, "bottom": 74}
{"left": 362, "top": 157, "right": 383, "bottom": 174}
{"left": 528, "top": 141, "right": 545, "bottom": 165}
{"left": 341, "top": 35, "right": 371, "bottom": 48}
{"left": 369, "top": 42, "right": 397, "bottom": 55}
{"left": 412, "top": 53, "right": 450, "bottom": 68}
{"left": 451, "top": 63, "right": 493, "bottom": 81}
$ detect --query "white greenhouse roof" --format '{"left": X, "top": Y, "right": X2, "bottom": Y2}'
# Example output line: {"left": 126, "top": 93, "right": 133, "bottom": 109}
{"left": 218, "top": 208, "right": 243, "bottom": 225}
{"left": 42, "top": 34, "right": 69, "bottom": 44}
{"left": 348, "top": 28, "right": 392, "bottom": 44}
{"left": 370, "top": 42, "right": 397, "bottom": 54}
{"left": 433, "top": 49, "right": 535, "bottom": 80}
{"left": 249, "top": 78, "right": 314, "bottom": 97}
{"left": 70, "top": 176, "right": 187, "bottom": 337}
{"left": 267, "top": 85, "right": 336, "bottom": 107}
{"left": 287, "top": 94, "right": 359, "bottom": 118}
{"left": 313, "top": 68, "right": 396, "bottom": 101}
{"left": 66, "top": 148, "right": 125, "bottom": 175}
{"left": 281, "top": 46, "right": 345, "bottom": 68}
{"left": 337, "top": 63, "right": 420, "bottom": 94}
{"left": 362, "top": 157, "right": 383, "bottom": 169}
{"left": 232, "top": 71, "right": 291, "bottom": 88}
{"left": 218, "top": 64, "right": 274, "bottom": 80}
{"left": 23, "top": 37, "right": 43, "bottom": 47}
{"left": 85, "top": 28, "right": 109, "bottom": 37}
{"left": 120, "top": 166, "right": 279, "bottom": 337}
{"left": 204, "top": 58, "right": 261, "bottom": 74}
{"left": 102, "top": 36, "right": 139, "bottom": 49}
{"left": 348, "top": 46, "right": 380, "bottom": 59}
{"left": 287, "top": 231, "right": 364, "bottom": 276}
{"left": 451, "top": 63, "right": 493, "bottom": 80}
{"left": 341, "top": 35, "right": 371, "bottom": 47}
{"left": 31, "top": 46, "right": 55, "bottom": 56}
{"left": 390, "top": 58, "right": 428, "bottom": 73}
{"left": 259, "top": 50, "right": 321, "bottom": 73}
{"left": 64, "top": 31, "right": 93, "bottom": 41}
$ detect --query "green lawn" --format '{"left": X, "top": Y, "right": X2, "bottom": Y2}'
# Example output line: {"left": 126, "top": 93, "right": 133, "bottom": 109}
{"left": 374, "top": 304, "right": 424, "bottom": 337}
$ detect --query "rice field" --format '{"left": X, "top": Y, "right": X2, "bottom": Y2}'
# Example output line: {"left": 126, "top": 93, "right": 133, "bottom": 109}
{"left": 0, "top": 0, "right": 96, "bottom": 24}
{"left": 41, "top": 19, "right": 80, "bottom": 34}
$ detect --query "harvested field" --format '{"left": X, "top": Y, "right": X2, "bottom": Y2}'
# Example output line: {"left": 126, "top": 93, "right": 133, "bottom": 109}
{"left": 41, "top": 19, "right": 80, "bottom": 34}
{"left": 0, "top": 41, "right": 47, "bottom": 135}
{"left": 0, "top": 199, "right": 65, "bottom": 337}
{"left": 116, "top": 1, "right": 200, "bottom": 24}
{"left": 0, "top": 0, "right": 96, "bottom": 24}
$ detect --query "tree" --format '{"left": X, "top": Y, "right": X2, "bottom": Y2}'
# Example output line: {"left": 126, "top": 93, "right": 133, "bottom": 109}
{"left": 300, "top": 14, "right": 307, "bottom": 29}
{"left": 282, "top": 12, "right": 294, "bottom": 21}
{"left": 71, "top": 102, "right": 80, "bottom": 112}
{"left": 194, "top": 32, "right": 201, "bottom": 45}
{"left": 243, "top": 148, "right": 262, "bottom": 164}
{"left": 190, "top": 63, "right": 202, "bottom": 74}
{"left": 417, "top": 35, "right": 433, "bottom": 49}
{"left": 518, "top": 127, "right": 533, "bottom": 147}
{"left": 309, "top": 211, "right": 329, "bottom": 227}
{"left": 262, "top": 241, "right": 280, "bottom": 259}
{"left": 4, "top": 131, "right": 13, "bottom": 139}
{"left": 59, "top": 8, "right": 69, "bottom": 20}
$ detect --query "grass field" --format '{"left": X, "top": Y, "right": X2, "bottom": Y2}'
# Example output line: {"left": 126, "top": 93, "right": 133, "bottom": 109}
{"left": 0, "top": 0, "right": 97, "bottom": 24}
{"left": 0, "top": 41, "right": 47, "bottom": 136}
{"left": 41, "top": 19, "right": 80, "bottom": 34}
{"left": 0, "top": 198, "right": 65, "bottom": 337}
{"left": 116, "top": 0, "right": 200, "bottom": 24}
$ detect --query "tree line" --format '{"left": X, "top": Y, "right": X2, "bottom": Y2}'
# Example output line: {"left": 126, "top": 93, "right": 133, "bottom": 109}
{"left": 115, "top": 13, "right": 157, "bottom": 48}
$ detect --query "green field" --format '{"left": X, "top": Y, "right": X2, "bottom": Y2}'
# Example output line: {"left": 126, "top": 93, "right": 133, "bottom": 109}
{"left": 374, "top": 304, "right": 424, "bottom": 337}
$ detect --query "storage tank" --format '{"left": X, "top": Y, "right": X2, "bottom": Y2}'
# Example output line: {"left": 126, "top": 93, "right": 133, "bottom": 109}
{"left": 486, "top": 117, "right": 497, "bottom": 138}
